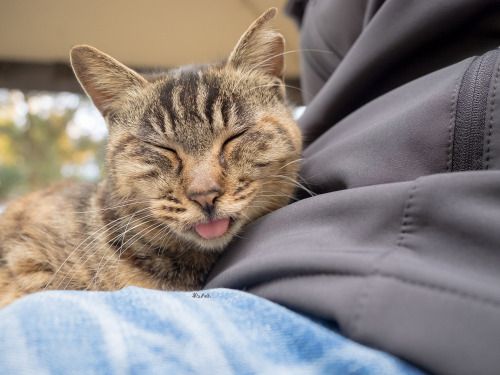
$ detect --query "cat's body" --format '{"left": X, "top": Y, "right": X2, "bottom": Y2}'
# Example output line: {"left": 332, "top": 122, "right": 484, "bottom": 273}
{"left": 0, "top": 9, "right": 302, "bottom": 308}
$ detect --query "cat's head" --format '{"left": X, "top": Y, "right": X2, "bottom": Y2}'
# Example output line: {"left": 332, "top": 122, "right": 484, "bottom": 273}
{"left": 70, "top": 8, "right": 302, "bottom": 250}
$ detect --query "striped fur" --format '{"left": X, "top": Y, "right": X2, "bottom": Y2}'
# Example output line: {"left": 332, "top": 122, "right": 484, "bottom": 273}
{"left": 0, "top": 8, "right": 302, "bottom": 307}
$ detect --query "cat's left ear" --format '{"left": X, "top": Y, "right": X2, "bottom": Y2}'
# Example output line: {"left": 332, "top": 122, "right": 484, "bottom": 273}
{"left": 70, "top": 45, "right": 148, "bottom": 118}
{"left": 228, "top": 8, "right": 285, "bottom": 80}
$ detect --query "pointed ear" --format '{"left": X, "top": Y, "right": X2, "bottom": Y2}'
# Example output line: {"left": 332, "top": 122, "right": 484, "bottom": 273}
{"left": 228, "top": 8, "right": 285, "bottom": 80}
{"left": 70, "top": 45, "right": 148, "bottom": 117}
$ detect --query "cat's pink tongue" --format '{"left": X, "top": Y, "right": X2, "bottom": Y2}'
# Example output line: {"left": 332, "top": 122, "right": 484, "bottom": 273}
{"left": 194, "top": 218, "right": 230, "bottom": 239}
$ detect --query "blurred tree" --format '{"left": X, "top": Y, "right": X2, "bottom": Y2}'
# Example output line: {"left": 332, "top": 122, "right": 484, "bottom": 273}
{"left": 0, "top": 90, "right": 106, "bottom": 205}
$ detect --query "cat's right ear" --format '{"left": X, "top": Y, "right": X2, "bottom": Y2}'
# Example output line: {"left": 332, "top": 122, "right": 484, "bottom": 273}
{"left": 228, "top": 8, "right": 285, "bottom": 80}
{"left": 70, "top": 45, "right": 148, "bottom": 118}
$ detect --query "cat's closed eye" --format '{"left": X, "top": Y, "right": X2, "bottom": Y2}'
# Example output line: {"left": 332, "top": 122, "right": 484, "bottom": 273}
{"left": 223, "top": 130, "right": 248, "bottom": 148}
{"left": 145, "top": 141, "right": 178, "bottom": 156}
{"left": 220, "top": 130, "right": 247, "bottom": 166}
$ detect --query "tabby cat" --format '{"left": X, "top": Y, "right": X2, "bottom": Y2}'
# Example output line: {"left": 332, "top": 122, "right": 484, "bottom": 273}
{"left": 0, "top": 8, "right": 302, "bottom": 308}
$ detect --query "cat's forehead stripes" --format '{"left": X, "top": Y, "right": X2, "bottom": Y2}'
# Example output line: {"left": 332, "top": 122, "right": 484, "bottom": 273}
{"left": 201, "top": 73, "right": 247, "bottom": 130}
{"left": 157, "top": 72, "right": 209, "bottom": 135}
{"left": 158, "top": 78, "right": 180, "bottom": 132}
{"left": 144, "top": 70, "right": 251, "bottom": 152}
{"left": 141, "top": 102, "right": 167, "bottom": 137}
{"left": 202, "top": 74, "right": 221, "bottom": 128}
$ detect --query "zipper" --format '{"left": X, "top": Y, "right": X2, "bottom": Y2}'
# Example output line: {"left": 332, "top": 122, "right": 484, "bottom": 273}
{"left": 452, "top": 49, "right": 500, "bottom": 171}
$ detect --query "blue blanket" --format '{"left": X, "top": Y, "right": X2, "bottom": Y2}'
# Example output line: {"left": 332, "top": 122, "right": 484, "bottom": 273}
{"left": 0, "top": 287, "right": 424, "bottom": 374}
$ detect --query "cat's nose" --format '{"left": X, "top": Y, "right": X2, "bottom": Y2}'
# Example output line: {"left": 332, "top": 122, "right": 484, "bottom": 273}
{"left": 186, "top": 166, "right": 224, "bottom": 213}
{"left": 187, "top": 188, "right": 222, "bottom": 214}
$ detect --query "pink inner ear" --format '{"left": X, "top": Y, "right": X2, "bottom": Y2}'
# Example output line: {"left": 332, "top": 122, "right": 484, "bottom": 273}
{"left": 227, "top": 9, "right": 285, "bottom": 80}
{"left": 84, "top": 86, "right": 114, "bottom": 117}
{"left": 71, "top": 45, "right": 148, "bottom": 118}
{"left": 268, "top": 35, "right": 285, "bottom": 79}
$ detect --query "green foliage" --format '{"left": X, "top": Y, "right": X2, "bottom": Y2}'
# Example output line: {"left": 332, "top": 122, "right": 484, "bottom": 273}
{"left": 0, "top": 90, "right": 106, "bottom": 204}
{"left": 0, "top": 165, "right": 24, "bottom": 198}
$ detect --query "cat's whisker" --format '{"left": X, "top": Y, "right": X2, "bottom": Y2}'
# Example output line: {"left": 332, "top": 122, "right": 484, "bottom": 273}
{"left": 159, "top": 230, "right": 178, "bottom": 257}
{"left": 245, "top": 204, "right": 271, "bottom": 210}
{"left": 61, "top": 212, "right": 159, "bottom": 290}
{"left": 120, "top": 210, "right": 139, "bottom": 250}
{"left": 68, "top": 195, "right": 137, "bottom": 213}
{"left": 97, "top": 221, "right": 172, "bottom": 290}
{"left": 68, "top": 198, "right": 156, "bottom": 214}
{"left": 258, "top": 190, "right": 297, "bottom": 200}
{"left": 88, "top": 214, "right": 163, "bottom": 287}
{"left": 259, "top": 182, "right": 301, "bottom": 197}
{"left": 296, "top": 175, "right": 321, "bottom": 191}
{"left": 237, "top": 212, "right": 253, "bottom": 224}
{"left": 266, "top": 174, "right": 317, "bottom": 197}
{"left": 44, "top": 207, "right": 154, "bottom": 291}
{"left": 153, "top": 219, "right": 178, "bottom": 258}
{"left": 223, "top": 209, "right": 254, "bottom": 225}
{"left": 259, "top": 170, "right": 297, "bottom": 180}
{"left": 86, "top": 220, "right": 163, "bottom": 290}
{"left": 259, "top": 194, "right": 296, "bottom": 202}
{"left": 63, "top": 220, "right": 155, "bottom": 291}
{"left": 279, "top": 158, "right": 304, "bottom": 170}
{"left": 173, "top": 232, "right": 198, "bottom": 260}
{"left": 157, "top": 226, "right": 175, "bottom": 257}
{"left": 230, "top": 232, "right": 247, "bottom": 240}
{"left": 149, "top": 226, "right": 174, "bottom": 256}
{"left": 243, "top": 83, "right": 315, "bottom": 101}
{"left": 59, "top": 207, "right": 154, "bottom": 276}
{"left": 109, "top": 209, "right": 142, "bottom": 290}
{"left": 252, "top": 200, "right": 286, "bottom": 207}
{"left": 119, "top": 220, "right": 170, "bottom": 260}
{"left": 231, "top": 49, "right": 335, "bottom": 93}
{"left": 97, "top": 222, "right": 174, "bottom": 286}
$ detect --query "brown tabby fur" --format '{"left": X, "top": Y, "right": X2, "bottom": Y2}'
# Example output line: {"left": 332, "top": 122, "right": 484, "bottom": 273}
{"left": 0, "top": 8, "right": 302, "bottom": 308}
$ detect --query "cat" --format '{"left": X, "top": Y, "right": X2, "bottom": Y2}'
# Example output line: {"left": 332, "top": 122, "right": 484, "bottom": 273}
{"left": 0, "top": 8, "right": 302, "bottom": 308}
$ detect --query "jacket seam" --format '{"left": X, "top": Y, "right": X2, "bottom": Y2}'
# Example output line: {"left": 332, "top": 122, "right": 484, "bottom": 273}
{"left": 248, "top": 271, "right": 500, "bottom": 309}
{"left": 349, "top": 180, "right": 419, "bottom": 337}
{"left": 396, "top": 182, "right": 418, "bottom": 248}
{"left": 485, "top": 55, "right": 500, "bottom": 169}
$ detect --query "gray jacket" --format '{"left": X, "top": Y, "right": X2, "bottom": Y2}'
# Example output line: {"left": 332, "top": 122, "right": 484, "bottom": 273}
{"left": 206, "top": 1, "right": 500, "bottom": 374}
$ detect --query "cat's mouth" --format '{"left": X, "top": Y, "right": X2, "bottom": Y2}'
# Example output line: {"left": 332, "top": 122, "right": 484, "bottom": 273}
{"left": 193, "top": 217, "right": 233, "bottom": 239}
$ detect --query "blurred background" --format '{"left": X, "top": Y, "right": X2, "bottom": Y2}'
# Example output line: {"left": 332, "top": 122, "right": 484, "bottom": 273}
{"left": 0, "top": 0, "right": 301, "bottom": 211}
